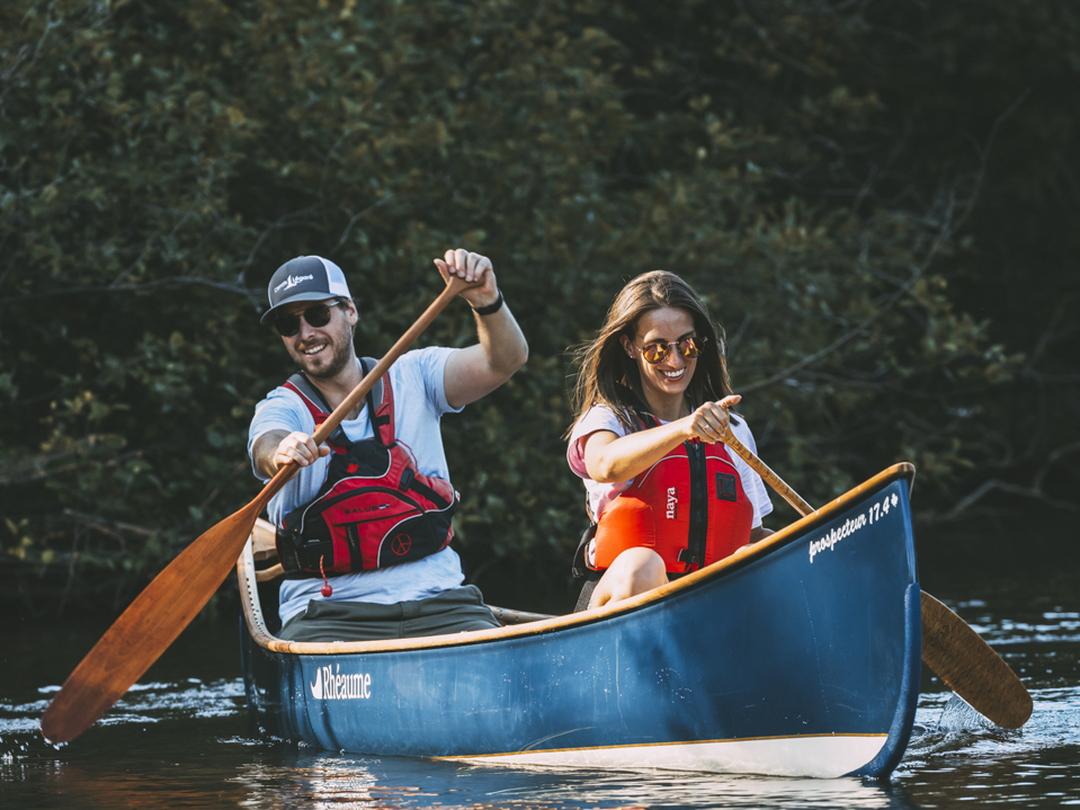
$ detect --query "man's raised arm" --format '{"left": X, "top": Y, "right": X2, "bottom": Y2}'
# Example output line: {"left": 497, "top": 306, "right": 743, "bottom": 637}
{"left": 435, "top": 249, "right": 528, "bottom": 409}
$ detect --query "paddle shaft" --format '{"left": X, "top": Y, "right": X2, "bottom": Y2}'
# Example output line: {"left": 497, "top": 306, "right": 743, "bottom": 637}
{"left": 40, "top": 276, "right": 473, "bottom": 744}
{"left": 719, "top": 426, "right": 1033, "bottom": 729}
{"left": 721, "top": 430, "right": 814, "bottom": 516}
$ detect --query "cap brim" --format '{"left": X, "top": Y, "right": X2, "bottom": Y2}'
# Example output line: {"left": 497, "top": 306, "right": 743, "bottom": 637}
{"left": 259, "top": 292, "right": 340, "bottom": 324}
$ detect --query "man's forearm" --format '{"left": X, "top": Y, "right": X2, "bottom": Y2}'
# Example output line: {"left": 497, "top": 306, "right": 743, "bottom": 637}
{"left": 473, "top": 300, "right": 529, "bottom": 377}
{"left": 444, "top": 302, "right": 528, "bottom": 409}
{"left": 251, "top": 430, "right": 289, "bottom": 479}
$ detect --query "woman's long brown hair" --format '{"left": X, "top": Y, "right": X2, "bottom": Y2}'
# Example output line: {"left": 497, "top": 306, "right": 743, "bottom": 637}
{"left": 567, "top": 271, "right": 734, "bottom": 434}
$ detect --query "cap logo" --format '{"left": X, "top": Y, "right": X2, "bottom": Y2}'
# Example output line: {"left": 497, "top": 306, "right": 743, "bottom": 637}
{"left": 274, "top": 273, "right": 315, "bottom": 294}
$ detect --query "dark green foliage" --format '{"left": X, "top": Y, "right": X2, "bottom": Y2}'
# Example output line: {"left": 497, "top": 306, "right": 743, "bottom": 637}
{"left": 2, "top": 0, "right": 1077, "bottom": 614}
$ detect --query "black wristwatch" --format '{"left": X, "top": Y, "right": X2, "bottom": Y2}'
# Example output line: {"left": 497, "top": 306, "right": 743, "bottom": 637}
{"left": 471, "top": 289, "right": 504, "bottom": 316}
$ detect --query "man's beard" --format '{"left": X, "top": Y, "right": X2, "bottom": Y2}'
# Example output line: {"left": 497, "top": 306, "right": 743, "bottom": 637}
{"left": 289, "top": 329, "right": 355, "bottom": 379}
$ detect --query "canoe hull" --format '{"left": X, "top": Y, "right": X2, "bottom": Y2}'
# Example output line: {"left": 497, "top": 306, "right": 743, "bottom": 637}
{"left": 240, "top": 465, "right": 920, "bottom": 778}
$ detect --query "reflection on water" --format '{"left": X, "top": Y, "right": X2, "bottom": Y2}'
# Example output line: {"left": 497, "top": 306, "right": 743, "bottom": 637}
{"left": 2, "top": 597, "right": 1078, "bottom": 809}
{"left": 232, "top": 753, "right": 920, "bottom": 809}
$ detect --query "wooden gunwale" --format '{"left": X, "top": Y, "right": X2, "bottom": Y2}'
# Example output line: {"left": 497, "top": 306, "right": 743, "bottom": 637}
{"left": 237, "top": 462, "right": 916, "bottom": 656}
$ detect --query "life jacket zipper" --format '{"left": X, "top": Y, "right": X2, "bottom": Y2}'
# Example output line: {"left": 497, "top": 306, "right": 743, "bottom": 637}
{"left": 685, "top": 440, "right": 709, "bottom": 571}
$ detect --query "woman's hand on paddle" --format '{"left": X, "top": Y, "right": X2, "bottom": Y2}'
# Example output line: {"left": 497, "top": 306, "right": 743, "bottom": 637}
{"left": 273, "top": 431, "right": 331, "bottom": 471}
{"left": 686, "top": 395, "right": 742, "bottom": 443}
{"left": 585, "top": 395, "right": 744, "bottom": 483}
{"left": 434, "top": 248, "right": 499, "bottom": 310}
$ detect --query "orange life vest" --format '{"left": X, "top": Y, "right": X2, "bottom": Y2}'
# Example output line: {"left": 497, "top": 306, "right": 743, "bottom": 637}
{"left": 590, "top": 414, "right": 754, "bottom": 574}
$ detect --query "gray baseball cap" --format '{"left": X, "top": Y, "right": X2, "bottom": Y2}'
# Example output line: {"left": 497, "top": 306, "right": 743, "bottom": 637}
{"left": 260, "top": 256, "right": 352, "bottom": 324}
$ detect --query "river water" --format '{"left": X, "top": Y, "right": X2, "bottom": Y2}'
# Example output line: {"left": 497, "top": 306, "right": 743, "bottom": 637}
{"left": 2, "top": 583, "right": 1078, "bottom": 808}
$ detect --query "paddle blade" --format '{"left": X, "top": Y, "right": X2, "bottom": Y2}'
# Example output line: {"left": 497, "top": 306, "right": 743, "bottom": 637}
{"left": 40, "top": 502, "right": 262, "bottom": 744}
{"left": 921, "top": 590, "right": 1033, "bottom": 729}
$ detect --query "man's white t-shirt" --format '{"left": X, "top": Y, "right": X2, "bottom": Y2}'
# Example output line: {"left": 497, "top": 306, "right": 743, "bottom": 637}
{"left": 248, "top": 347, "right": 466, "bottom": 625}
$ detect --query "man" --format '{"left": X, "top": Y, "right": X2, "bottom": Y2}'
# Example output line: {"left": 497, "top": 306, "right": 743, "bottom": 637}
{"left": 248, "top": 249, "right": 528, "bottom": 642}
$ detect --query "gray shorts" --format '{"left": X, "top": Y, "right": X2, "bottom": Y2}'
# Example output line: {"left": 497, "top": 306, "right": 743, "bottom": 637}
{"left": 277, "top": 584, "right": 500, "bottom": 642}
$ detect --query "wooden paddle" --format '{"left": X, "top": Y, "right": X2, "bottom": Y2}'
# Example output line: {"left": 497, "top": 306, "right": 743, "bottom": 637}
{"left": 40, "top": 275, "right": 474, "bottom": 744}
{"left": 718, "top": 427, "right": 1033, "bottom": 729}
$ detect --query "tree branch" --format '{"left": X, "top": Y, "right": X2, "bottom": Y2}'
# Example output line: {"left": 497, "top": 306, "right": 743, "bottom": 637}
{"left": 937, "top": 441, "right": 1080, "bottom": 520}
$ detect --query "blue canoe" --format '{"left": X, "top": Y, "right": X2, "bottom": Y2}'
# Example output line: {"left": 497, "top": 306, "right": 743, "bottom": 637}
{"left": 238, "top": 463, "right": 920, "bottom": 778}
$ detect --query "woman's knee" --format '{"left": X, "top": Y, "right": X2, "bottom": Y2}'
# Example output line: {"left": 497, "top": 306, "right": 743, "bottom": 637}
{"left": 590, "top": 548, "right": 667, "bottom": 607}
{"left": 617, "top": 547, "right": 667, "bottom": 589}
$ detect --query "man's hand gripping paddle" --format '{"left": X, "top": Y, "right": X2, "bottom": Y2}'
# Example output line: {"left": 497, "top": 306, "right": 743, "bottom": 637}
{"left": 40, "top": 275, "right": 475, "bottom": 745}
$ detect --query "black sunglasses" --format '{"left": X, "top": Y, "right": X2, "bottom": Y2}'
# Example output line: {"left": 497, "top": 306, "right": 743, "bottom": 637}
{"left": 273, "top": 302, "right": 343, "bottom": 337}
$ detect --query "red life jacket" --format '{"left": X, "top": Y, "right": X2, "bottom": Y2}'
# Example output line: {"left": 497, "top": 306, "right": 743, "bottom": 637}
{"left": 274, "top": 358, "right": 457, "bottom": 577}
{"left": 590, "top": 413, "right": 754, "bottom": 574}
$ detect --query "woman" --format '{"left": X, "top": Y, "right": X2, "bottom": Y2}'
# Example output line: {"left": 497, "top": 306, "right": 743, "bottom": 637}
{"left": 566, "top": 271, "right": 774, "bottom": 610}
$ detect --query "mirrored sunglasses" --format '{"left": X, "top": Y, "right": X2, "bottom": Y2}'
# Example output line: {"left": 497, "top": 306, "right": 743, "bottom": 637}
{"left": 636, "top": 335, "right": 705, "bottom": 365}
{"left": 273, "top": 302, "right": 341, "bottom": 337}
